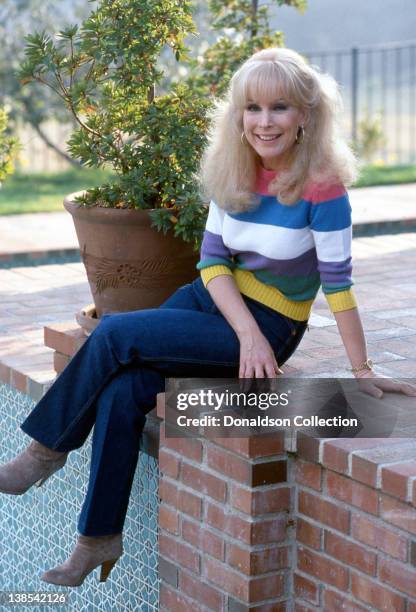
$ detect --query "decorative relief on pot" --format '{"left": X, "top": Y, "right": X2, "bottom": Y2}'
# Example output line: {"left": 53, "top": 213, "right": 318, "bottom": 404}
{"left": 82, "top": 249, "right": 179, "bottom": 294}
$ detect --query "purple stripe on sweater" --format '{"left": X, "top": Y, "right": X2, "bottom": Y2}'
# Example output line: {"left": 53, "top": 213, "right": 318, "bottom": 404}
{"left": 228, "top": 248, "right": 318, "bottom": 277}
{"left": 200, "top": 230, "right": 232, "bottom": 260}
{"left": 318, "top": 258, "right": 352, "bottom": 284}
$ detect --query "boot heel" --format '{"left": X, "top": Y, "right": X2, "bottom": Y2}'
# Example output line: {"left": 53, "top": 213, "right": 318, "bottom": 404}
{"left": 99, "top": 559, "right": 118, "bottom": 582}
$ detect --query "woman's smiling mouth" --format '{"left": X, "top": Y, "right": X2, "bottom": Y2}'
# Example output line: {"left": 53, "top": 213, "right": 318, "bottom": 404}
{"left": 255, "top": 134, "right": 281, "bottom": 141}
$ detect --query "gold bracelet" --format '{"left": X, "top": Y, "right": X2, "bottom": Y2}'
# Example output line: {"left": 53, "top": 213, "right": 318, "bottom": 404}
{"left": 350, "top": 358, "right": 373, "bottom": 373}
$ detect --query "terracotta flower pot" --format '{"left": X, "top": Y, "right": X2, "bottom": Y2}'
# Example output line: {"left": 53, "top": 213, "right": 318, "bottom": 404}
{"left": 64, "top": 193, "right": 199, "bottom": 317}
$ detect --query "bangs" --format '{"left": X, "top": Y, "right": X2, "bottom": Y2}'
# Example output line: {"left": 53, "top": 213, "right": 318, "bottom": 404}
{"left": 233, "top": 61, "right": 300, "bottom": 108}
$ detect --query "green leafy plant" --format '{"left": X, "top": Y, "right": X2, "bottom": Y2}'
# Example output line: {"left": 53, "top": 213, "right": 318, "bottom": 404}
{"left": 355, "top": 111, "right": 385, "bottom": 164}
{"left": 187, "top": 0, "right": 307, "bottom": 97}
{"left": 0, "top": 108, "right": 19, "bottom": 185}
{"left": 19, "top": 0, "right": 211, "bottom": 246}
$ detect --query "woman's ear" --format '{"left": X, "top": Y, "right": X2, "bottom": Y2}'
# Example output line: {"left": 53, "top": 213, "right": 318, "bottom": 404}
{"left": 299, "top": 108, "right": 310, "bottom": 127}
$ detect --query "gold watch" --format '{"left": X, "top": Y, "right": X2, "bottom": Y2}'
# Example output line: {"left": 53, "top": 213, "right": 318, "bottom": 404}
{"left": 351, "top": 358, "right": 373, "bottom": 373}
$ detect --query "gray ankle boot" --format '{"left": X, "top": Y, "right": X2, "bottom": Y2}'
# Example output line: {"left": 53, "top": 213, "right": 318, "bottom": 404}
{"left": 0, "top": 440, "right": 67, "bottom": 495}
{"left": 41, "top": 534, "right": 123, "bottom": 587}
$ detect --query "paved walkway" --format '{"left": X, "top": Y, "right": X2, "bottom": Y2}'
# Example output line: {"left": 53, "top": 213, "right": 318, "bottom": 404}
{"left": 0, "top": 183, "right": 416, "bottom": 259}
{"left": 0, "top": 231, "right": 415, "bottom": 398}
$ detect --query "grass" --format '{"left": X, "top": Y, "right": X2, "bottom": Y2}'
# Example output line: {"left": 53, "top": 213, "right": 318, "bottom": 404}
{"left": 0, "top": 163, "right": 415, "bottom": 215}
{"left": 0, "top": 167, "right": 114, "bottom": 215}
{"left": 353, "top": 163, "right": 416, "bottom": 188}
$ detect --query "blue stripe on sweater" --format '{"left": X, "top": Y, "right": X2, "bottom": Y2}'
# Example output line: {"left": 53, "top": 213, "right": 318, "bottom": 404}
{"left": 309, "top": 195, "right": 352, "bottom": 232}
{"left": 229, "top": 196, "right": 310, "bottom": 229}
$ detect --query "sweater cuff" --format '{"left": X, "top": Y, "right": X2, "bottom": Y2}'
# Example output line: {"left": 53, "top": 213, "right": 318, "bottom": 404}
{"left": 326, "top": 289, "right": 357, "bottom": 312}
{"left": 200, "top": 265, "right": 234, "bottom": 287}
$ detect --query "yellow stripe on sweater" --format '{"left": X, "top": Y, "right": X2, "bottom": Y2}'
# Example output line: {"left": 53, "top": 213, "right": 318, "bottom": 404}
{"left": 201, "top": 267, "right": 357, "bottom": 320}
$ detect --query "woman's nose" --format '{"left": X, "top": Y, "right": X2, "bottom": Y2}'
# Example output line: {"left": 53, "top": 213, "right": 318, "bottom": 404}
{"left": 259, "top": 110, "right": 272, "bottom": 127}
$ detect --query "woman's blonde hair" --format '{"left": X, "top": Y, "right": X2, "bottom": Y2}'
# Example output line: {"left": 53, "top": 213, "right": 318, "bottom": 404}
{"left": 199, "top": 47, "right": 358, "bottom": 210}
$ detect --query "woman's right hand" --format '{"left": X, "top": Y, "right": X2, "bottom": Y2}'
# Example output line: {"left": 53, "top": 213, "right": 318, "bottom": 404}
{"left": 238, "top": 328, "right": 283, "bottom": 379}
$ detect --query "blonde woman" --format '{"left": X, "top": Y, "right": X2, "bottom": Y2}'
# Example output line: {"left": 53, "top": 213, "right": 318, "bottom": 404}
{"left": 0, "top": 47, "right": 414, "bottom": 588}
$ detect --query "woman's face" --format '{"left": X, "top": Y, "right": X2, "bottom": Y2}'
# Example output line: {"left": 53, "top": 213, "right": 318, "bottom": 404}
{"left": 242, "top": 92, "right": 307, "bottom": 171}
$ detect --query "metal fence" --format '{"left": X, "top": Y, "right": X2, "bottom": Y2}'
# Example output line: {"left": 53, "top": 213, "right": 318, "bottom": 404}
{"left": 303, "top": 40, "right": 416, "bottom": 165}
{"left": 15, "top": 40, "right": 416, "bottom": 172}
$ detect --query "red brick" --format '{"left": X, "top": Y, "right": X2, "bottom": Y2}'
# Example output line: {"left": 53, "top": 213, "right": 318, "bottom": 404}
{"left": 351, "top": 572, "right": 405, "bottom": 612}
{"left": 296, "top": 518, "right": 322, "bottom": 550}
{"left": 295, "top": 460, "right": 322, "bottom": 491}
{"left": 159, "top": 480, "right": 202, "bottom": 520}
{"left": 243, "top": 605, "right": 286, "bottom": 612}
{"left": 298, "top": 490, "right": 350, "bottom": 533}
{"left": 0, "top": 362, "right": 10, "bottom": 384}
{"left": 324, "top": 530, "right": 376, "bottom": 575}
{"left": 159, "top": 533, "right": 200, "bottom": 575}
{"left": 181, "top": 519, "right": 225, "bottom": 561}
{"left": 227, "top": 542, "right": 289, "bottom": 575}
{"left": 382, "top": 460, "right": 416, "bottom": 501}
{"left": 44, "top": 324, "right": 85, "bottom": 356}
{"left": 409, "top": 602, "right": 416, "bottom": 612}
{"left": 294, "top": 573, "right": 319, "bottom": 605}
{"left": 379, "top": 557, "right": 416, "bottom": 598}
{"left": 380, "top": 494, "right": 416, "bottom": 535}
{"left": 295, "top": 604, "right": 315, "bottom": 612}
{"left": 326, "top": 471, "right": 378, "bottom": 515}
{"left": 229, "top": 483, "right": 291, "bottom": 515}
{"left": 207, "top": 445, "right": 287, "bottom": 486}
{"left": 156, "top": 392, "right": 166, "bottom": 419}
{"left": 10, "top": 369, "right": 27, "bottom": 394}
{"left": 204, "top": 557, "right": 284, "bottom": 602}
{"left": 322, "top": 439, "right": 387, "bottom": 475}
{"left": 179, "top": 571, "right": 223, "bottom": 610}
{"left": 293, "top": 433, "right": 321, "bottom": 463}
{"left": 159, "top": 448, "right": 180, "bottom": 480}
{"left": 159, "top": 505, "right": 180, "bottom": 535}
{"left": 297, "top": 547, "right": 349, "bottom": 590}
{"left": 159, "top": 583, "right": 199, "bottom": 612}
{"left": 351, "top": 442, "right": 416, "bottom": 488}
{"left": 181, "top": 462, "right": 227, "bottom": 502}
{"left": 212, "top": 432, "right": 285, "bottom": 457}
{"left": 249, "top": 573, "right": 285, "bottom": 602}
{"left": 206, "top": 501, "right": 286, "bottom": 545}
{"left": 53, "top": 351, "right": 70, "bottom": 374}
{"left": 351, "top": 514, "right": 408, "bottom": 561}
{"left": 323, "top": 588, "right": 368, "bottom": 612}
{"left": 160, "top": 424, "right": 203, "bottom": 463}
{"left": 204, "top": 557, "right": 249, "bottom": 600}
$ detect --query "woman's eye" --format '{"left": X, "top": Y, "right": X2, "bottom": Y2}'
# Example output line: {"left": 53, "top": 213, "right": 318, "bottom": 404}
{"left": 246, "top": 103, "right": 288, "bottom": 111}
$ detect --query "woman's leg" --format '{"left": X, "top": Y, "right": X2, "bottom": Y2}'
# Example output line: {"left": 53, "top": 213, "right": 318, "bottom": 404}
{"left": 20, "top": 300, "right": 240, "bottom": 452}
{"left": 77, "top": 365, "right": 162, "bottom": 536}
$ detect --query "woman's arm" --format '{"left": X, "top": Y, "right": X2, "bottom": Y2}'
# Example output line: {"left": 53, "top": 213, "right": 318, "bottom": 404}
{"left": 205, "top": 275, "right": 282, "bottom": 378}
{"left": 334, "top": 307, "right": 416, "bottom": 398}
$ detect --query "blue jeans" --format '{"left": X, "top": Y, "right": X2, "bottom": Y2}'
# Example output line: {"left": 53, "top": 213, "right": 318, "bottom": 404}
{"left": 21, "top": 278, "right": 307, "bottom": 535}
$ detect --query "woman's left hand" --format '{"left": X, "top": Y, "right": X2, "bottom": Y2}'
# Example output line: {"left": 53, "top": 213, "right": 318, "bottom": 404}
{"left": 355, "top": 370, "right": 416, "bottom": 399}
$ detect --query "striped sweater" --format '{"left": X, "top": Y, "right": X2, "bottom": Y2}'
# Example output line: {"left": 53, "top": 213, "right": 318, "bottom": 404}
{"left": 197, "top": 165, "right": 357, "bottom": 321}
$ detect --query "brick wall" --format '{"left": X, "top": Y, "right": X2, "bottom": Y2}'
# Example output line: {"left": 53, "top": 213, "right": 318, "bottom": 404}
{"left": 294, "top": 438, "right": 416, "bottom": 612}
{"left": 45, "top": 324, "right": 416, "bottom": 611}
{"left": 157, "top": 414, "right": 291, "bottom": 611}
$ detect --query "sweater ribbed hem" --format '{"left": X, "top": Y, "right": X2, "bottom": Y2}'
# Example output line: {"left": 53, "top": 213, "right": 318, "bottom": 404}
{"left": 200, "top": 265, "right": 234, "bottom": 286}
{"left": 200, "top": 267, "right": 357, "bottom": 321}
{"left": 233, "top": 269, "right": 312, "bottom": 321}
{"left": 325, "top": 289, "right": 357, "bottom": 312}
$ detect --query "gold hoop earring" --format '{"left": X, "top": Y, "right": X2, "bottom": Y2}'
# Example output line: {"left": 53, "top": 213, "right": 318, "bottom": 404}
{"left": 241, "top": 131, "right": 247, "bottom": 145}
{"left": 295, "top": 125, "right": 305, "bottom": 144}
